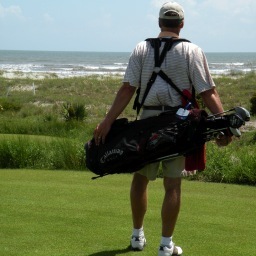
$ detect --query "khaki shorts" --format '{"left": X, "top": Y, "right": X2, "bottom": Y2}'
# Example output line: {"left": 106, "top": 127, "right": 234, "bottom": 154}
{"left": 137, "top": 109, "right": 185, "bottom": 180}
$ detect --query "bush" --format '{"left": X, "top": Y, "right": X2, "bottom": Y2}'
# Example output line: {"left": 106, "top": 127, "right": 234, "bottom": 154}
{"left": 62, "top": 102, "right": 87, "bottom": 121}
{"left": 0, "top": 135, "right": 85, "bottom": 170}
{"left": 187, "top": 132, "right": 256, "bottom": 186}
{"left": 250, "top": 93, "right": 256, "bottom": 115}
{"left": 0, "top": 99, "right": 22, "bottom": 112}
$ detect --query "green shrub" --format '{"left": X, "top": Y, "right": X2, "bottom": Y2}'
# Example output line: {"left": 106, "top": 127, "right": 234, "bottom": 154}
{"left": 0, "top": 99, "right": 22, "bottom": 112}
{"left": 0, "top": 135, "right": 85, "bottom": 170}
{"left": 0, "top": 74, "right": 255, "bottom": 185}
{"left": 250, "top": 93, "right": 256, "bottom": 115}
{"left": 187, "top": 132, "right": 256, "bottom": 186}
{"left": 62, "top": 102, "right": 87, "bottom": 121}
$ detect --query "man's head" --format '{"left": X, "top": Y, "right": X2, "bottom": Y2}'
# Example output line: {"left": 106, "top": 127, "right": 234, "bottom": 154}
{"left": 159, "top": 2, "right": 184, "bottom": 29}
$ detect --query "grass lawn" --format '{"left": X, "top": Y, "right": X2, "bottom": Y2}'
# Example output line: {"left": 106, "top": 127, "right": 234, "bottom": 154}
{"left": 0, "top": 170, "right": 255, "bottom": 256}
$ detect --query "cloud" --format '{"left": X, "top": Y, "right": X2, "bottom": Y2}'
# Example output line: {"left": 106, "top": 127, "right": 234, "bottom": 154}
{"left": 203, "top": 0, "right": 255, "bottom": 18}
{"left": 87, "top": 12, "right": 113, "bottom": 31}
{"left": 150, "top": 0, "right": 168, "bottom": 8}
{"left": 202, "top": 0, "right": 256, "bottom": 25}
{"left": 43, "top": 13, "right": 54, "bottom": 24}
{"left": 203, "top": 0, "right": 253, "bottom": 12}
{"left": 0, "top": 3, "right": 24, "bottom": 19}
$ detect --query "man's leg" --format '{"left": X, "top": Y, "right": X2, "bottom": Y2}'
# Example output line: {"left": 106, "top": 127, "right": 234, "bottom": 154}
{"left": 161, "top": 176, "right": 181, "bottom": 237}
{"left": 158, "top": 176, "right": 183, "bottom": 255}
{"left": 130, "top": 172, "right": 149, "bottom": 251}
{"left": 130, "top": 172, "right": 149, "bottom": 229}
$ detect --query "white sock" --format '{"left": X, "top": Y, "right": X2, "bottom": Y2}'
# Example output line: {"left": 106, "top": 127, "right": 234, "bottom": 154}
{"left": 161, "top": 236, "right": 173, "bottom": 247}
{"left": 132, "top": 227, "right": 144, "bottom": 237}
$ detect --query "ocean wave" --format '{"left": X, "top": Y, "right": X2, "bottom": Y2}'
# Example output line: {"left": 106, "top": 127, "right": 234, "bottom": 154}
{"left": 0, "top": 51, "right": 255, "bottom": 78}
{"left": 0, "top": 63, "right": 253, "bottom": 78}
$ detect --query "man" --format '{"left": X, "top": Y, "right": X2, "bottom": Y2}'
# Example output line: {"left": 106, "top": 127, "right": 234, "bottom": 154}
{"left": 94, "top": 2, "right": 231, "bottom": 255}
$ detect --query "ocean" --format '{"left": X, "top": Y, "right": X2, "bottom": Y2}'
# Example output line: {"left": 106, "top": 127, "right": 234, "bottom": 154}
{"left": 0, "top": 50, "right": 256, "bottom": 78}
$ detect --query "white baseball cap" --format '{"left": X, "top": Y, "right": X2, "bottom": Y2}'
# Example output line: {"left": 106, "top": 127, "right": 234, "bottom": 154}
{"left": 159, "top": 2, "right": 184, "bottom": 20}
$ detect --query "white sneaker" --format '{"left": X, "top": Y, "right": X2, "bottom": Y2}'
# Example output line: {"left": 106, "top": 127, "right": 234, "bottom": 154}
{"left": 130, "top": 235, "right": 146, "bottom": 251}
{"left": 158, "top": 243, "right": 183, "bottom": 256}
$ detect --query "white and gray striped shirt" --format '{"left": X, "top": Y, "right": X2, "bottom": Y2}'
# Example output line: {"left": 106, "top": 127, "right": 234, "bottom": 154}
{"left": 123, "top": 38, "right": 215, "bottom": 107}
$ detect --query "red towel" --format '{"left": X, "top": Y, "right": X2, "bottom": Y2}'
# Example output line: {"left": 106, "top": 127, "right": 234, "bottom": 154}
{"left": 182, "top": 89, "right": 206, "bottom": 172}
{"left": 185, "top": 145, "right": 206, "bottom": 171}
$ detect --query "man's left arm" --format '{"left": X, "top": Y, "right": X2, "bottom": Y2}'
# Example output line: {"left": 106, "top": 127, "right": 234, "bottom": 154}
{"left": 200, "top": 88, "right": 232, "bottom": 146}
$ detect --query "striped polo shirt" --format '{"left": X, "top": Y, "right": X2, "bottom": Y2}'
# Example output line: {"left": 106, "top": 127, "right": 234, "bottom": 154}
{"left": 123, "top": 38, "right": 215, "bottom": 107}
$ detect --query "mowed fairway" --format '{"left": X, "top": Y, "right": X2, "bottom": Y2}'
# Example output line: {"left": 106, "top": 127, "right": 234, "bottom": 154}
{"left": 0, "top": 170, "right": 255, "bottom": 256}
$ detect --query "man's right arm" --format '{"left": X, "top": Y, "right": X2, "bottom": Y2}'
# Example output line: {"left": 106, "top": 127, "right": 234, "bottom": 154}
{"left": 94, "top": 82, "right": 136, "bottom": 145}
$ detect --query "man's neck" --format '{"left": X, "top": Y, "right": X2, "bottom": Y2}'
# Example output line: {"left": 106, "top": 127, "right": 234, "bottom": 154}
{"left": 158, "top": 31, "right": 179, "bottom": 38}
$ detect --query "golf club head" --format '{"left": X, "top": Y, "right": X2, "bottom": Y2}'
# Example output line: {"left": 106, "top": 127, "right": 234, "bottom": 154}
{"left": 229, "top": 127, "right": 242, "bottom": 137}
{"left": 228, "top": 114, "right": 245, "bottom": 128}
{"left": 234, "top": 107, "right": 250, "bottom": 122}
{"left": 228, "top": 107, "right": 250, "bottom": 137}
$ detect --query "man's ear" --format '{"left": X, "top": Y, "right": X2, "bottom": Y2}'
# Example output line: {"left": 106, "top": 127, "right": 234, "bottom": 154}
{"left": 158, "top": 19, "right": 162, "bottom": 28}
{"left": 179, "top": 20, "right": 184, "bottom": 28}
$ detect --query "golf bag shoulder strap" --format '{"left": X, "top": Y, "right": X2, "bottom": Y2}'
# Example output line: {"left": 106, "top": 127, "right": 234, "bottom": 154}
{"left": 133, "top": 37, "right": 194, "bottom": 117}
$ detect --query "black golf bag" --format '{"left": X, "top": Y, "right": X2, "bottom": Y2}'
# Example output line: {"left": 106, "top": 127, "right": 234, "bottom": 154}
{"left": 85, "top": 107, "right": 250, "bottom": 178}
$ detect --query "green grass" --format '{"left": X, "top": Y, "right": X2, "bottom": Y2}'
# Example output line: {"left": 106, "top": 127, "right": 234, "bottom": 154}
{"left": 0, "top": 134, "right": 85, "bottom": 170}
{"left": 214, "top": 72, "right": 256, "bottom": 111}
{"left": 190, "top": 133, "right": 256, "bottom": 185}
{"left": 1, "top": 170, "right": 256, "bottom": 255}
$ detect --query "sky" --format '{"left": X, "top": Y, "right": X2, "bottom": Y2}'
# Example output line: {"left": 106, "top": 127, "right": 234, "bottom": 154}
{"left": 0, "top": 0, "right": 256, "bottom": 52}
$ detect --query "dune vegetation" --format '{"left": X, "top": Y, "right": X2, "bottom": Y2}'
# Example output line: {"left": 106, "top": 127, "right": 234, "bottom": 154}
{"left": 0, "top": 72, "right": 255, "bottom": 185}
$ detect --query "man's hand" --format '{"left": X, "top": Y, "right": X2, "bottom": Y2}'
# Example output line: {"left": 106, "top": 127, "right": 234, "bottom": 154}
{"left": 93, "top": 82, "right": 136, "bottom": 146}
{"left": 94, "top": 119, "right": 112, "bottom": 145}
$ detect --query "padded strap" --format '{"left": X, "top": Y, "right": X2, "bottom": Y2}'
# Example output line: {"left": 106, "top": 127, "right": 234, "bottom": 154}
{"left": 133, "top": 37, "right": 192, "bottom": 117}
